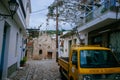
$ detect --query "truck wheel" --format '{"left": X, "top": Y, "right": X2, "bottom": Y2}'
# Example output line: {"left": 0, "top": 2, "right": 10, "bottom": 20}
{"left": 59, "top": 67, "right": 62, "bottom": 75}
{"left": 59, "top": 67, "right": 64, "bottom": 77}
{"left": 70, "top": 77, "right": 74, "bottom": 80}
{"left": 59, "top": 67, "right": 67, "bottom": 80}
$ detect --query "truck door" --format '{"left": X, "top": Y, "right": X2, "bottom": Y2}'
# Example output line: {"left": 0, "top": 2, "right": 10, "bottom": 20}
{"left": 69, "top": 50, "right": 78, "bottom": 80}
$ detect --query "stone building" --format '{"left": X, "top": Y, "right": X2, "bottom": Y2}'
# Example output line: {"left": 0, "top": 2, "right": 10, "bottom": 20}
{"left": 26, "top": 39, "right": 33, "bottom": 60}
{"left": 33, "top": 33, "right": 56, "bottom": 60}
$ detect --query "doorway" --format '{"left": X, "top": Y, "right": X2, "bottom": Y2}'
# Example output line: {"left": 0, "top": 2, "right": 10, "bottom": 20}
{"left": 109, "top": 31, "right": 120, "bottom": 61}
{"left": 0, "top": 22, "right": 10, "bottom": 79}
{"left": 39, "top": 50, "right": 42, "bottom": 55}
{"left": 68, "top": 40, "right": 72, "bottom": 56}
{"left": 47, "top": 52, "right": 52, "bottom": 59}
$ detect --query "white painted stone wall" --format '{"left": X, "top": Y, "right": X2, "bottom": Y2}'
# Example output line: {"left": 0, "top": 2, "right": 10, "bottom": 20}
{"left": 60, "top": 34, "right": 78, "bottom": 57}
{"left": 0, "top": 0, "right": 31, "bottom": 79}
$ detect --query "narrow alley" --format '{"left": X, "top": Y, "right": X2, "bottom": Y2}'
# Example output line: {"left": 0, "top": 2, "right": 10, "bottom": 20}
{"left": 9, "top": 59, "right": 61, "bottom": 80}
{"left": 0, "top": 0, "right": 120, "bottom": 80}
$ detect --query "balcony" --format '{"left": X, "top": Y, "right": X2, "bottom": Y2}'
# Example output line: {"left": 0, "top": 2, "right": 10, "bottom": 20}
{"left": 78, "top": 1, "right": 120, "bottom": 32}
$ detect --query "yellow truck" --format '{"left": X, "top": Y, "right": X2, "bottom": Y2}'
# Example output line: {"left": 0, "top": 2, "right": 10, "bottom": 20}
{"left": 58, "top": 45, "right": 120, "bottom": 80}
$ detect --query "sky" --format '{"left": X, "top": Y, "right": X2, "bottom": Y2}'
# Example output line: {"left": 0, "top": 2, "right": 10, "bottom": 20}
{"left": 29, "top": 0, "right": 54, "bottom": 30}
{"left": 29, "top": 0, "right": 72, "bottom": 30}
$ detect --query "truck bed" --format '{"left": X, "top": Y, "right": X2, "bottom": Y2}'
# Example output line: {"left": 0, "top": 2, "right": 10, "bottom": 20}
{"left": 58, "top": 57, "right": 69, "bottom": 72}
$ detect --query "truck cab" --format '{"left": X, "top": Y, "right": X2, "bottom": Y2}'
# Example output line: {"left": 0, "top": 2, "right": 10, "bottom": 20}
{"left": 58, "top": 45, "right": 120, "bottom": 80}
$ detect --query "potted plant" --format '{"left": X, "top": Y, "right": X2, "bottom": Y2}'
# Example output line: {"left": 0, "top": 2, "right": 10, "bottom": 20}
{"left": 20, "top": 57, "right": 27, "bottom": 67}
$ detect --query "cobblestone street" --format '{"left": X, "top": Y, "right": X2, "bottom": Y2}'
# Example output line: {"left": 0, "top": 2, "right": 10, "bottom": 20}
{"left": 10, "top": 59, "right": 62, "bottom": 80}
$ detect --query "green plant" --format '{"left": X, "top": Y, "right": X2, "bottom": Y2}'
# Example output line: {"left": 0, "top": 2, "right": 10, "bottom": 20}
{"left": 20, "top": 57, "right": 27, "bottom": 67}
{"left": 101, "top": 8, "right": 107, "bottom": 13}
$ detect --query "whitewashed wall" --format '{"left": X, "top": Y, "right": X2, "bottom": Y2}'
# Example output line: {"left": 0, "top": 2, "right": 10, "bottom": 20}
{"left": 0, "top": 21, "right": 4, "bottom": 65}
{"left": 0, "top": 0, "right": 31, "bottom": 79}
{"left": 7, "top": 20, "right": 23, "bottom": 68}
{"left": 60, "top": 35, "right": 77, "bottom": 57}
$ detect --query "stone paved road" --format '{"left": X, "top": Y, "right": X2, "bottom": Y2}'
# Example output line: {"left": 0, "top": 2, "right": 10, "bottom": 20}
{"left": 10, "top": 59, "right": 62, "bottom": 80}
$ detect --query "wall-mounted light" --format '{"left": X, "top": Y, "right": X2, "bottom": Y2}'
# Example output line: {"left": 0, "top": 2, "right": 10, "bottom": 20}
{"left": 0, "top": 0, "right": 19, "bottom": 20}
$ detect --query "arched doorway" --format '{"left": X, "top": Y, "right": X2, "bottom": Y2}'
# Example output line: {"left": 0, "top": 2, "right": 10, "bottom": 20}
{"left": 47, "top": 52, "right": 52, "bottom": 59}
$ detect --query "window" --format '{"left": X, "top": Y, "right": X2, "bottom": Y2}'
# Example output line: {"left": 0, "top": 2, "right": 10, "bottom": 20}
{"left": 48, "top": 46, "right": 50, "bottom": 49}
{"left": 74, "top": 39, "right": 77, "bottom": 44}
{"left": 18, "top": 0, "right": 26, "bottom": 18}
{"left": 15, "top": 33, "right": 18, "bottom": 57}
{"left": 39, "top": 50, "right": 42, "bottom": 55}
{"left": 72, "top": 50, "right": 77, "bottom": 65}
{"left": 39, "top": 44, "right": 41, "bottom": 47}
{"left": 80, "top": 50, "right": 119, "bottom": 68}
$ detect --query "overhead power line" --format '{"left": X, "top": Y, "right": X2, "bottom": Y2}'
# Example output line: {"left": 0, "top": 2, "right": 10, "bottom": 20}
{"left": 31, "top": 8, "right": 48, "bottom": 14}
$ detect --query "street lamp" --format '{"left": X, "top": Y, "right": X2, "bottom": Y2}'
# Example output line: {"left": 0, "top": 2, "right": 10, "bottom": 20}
{"left": 0, "top": 0, "right": 19, "bottom": 20}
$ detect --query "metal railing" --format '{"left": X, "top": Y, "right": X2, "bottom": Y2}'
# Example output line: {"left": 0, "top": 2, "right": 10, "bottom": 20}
{"left": 79, "top": 1, "right": 120, "bottom": 27}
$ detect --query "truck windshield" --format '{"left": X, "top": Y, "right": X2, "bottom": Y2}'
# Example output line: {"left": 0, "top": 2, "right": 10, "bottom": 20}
{"left": 80, "top": 50, "right": 120, "bottom": 68}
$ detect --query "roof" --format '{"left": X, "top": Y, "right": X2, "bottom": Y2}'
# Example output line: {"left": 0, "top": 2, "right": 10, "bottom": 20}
{"left": 60, "top": 31, "right": 75, "bottom": 38}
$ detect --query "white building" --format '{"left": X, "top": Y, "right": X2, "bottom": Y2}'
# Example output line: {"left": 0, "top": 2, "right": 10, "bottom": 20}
{"left": 77, "top": 0, "right": 120, "bottom": 61}
{"left": 59, "top": 31, "right": 78, "bottom": 57}
{"left": 0, "top": 0, "right": 31, "bottom": 79}
{"left": 59, "top": 0, "right": 120, "bottom": 61}
{"left": 77, "top": 0, "right": 120, "bottom": 45}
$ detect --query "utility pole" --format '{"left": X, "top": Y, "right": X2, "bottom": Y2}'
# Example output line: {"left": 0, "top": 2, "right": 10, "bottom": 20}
{"left": 56, "top": 0, "right": 58, "bottom": 62}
